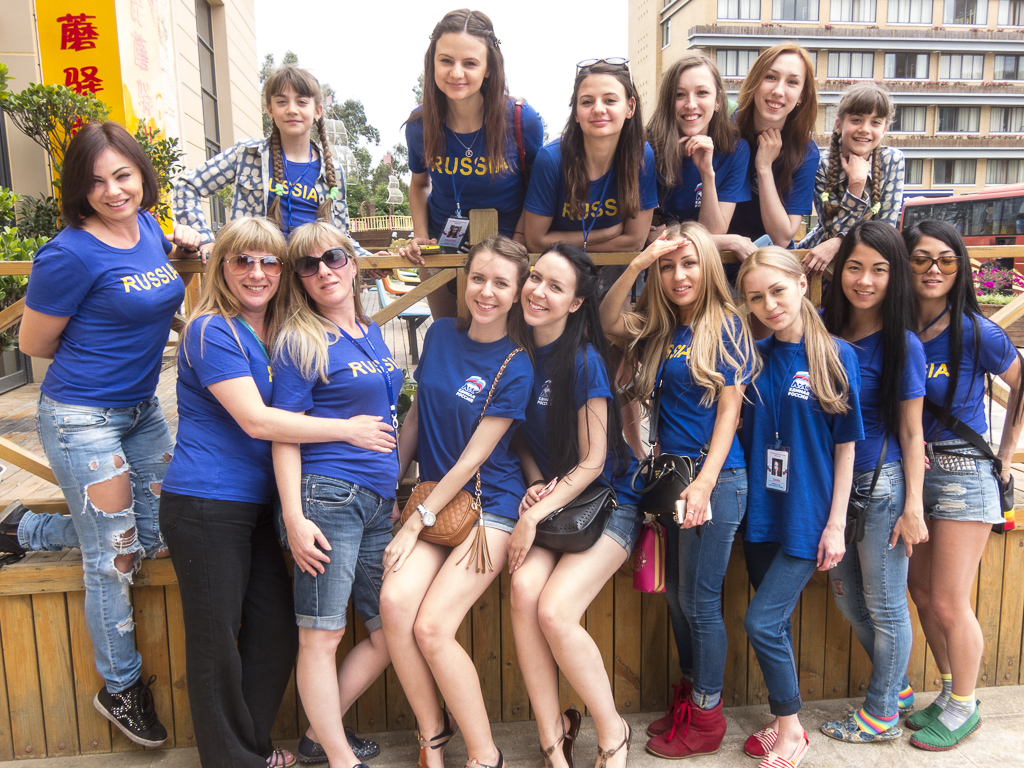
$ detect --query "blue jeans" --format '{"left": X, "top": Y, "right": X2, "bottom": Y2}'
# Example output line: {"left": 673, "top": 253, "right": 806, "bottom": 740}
{"left": 27, "top": 394, "right": 172, "bottom": 693}
{"left": 662, "top": 468, "right": 746, "bottom": 701}
{"left": 829, "top": 463, "right": 912, "bottom": 718}
{"left": 744, "top": 547, "right": 817, "bottom": 716}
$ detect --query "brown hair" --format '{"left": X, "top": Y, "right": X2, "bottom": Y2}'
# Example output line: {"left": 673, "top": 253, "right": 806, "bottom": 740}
{"left": 734, "top": 43, "right": 818, "bottom": 199}
{"left": 462, "top": 235, "right": 531, "bottom": 349}
{"left": 647, "top": 53, "right": 737, "bottom": 189}
{"left": 411, "top": 9, "right": 513, "bottom": 175}
{"left": 263, "top": 64, "right": 338, "bottom": 229}
{"left": 61, "top": 122, "right": 159, "bottom": 227}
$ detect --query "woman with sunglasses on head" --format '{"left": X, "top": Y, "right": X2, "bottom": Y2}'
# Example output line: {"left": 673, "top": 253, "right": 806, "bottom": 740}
{"left": 271, "top": 223, "right": 403, "bottom": 768}
{"left": 818, "top": 221, "right": 927, "bottom": 744}
{"left": 381, "top": 237, "right": 533, "bottom": 768}
{"left": 399, "top": 8, "right": 543, "bottom": 320}
{"left": 601, "top": 222, "right": 756, "bottom": 760}
{"left": 159, "top": 218, "right": 394, "bottom": 768}
{"left": 902, "top": 220, "right": 1023, "bottom": 752}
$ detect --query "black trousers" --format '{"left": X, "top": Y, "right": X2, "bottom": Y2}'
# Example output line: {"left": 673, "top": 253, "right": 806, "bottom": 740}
{"left": 160, "top": 491, "right": 297, "bottom": 767}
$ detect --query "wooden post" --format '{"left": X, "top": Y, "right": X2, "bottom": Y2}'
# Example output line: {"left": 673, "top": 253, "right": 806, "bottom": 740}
{"left": 461, "top": 209, "right": 500, "bottom": 320}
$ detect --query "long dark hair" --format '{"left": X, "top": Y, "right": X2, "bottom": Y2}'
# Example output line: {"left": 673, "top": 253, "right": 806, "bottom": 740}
{"left": 823, "top": 221, "right": 913, "bottom": 437}
{"left": 560, "top": 62, "right": 645, "bottom": 220}
{"left": 532, "top": 243, "right": 631, "bottom": 478}
{"left": 904, "top": 219, "right": 1024, "bottom": 424}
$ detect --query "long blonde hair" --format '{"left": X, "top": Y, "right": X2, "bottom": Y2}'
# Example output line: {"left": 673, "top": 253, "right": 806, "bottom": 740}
{"left": 736, "top": 247, "right": 851, "bottom": 415}
{"left": 181, "top": 217, "right": 288, "bottom": 365}
{"left": 273, "top": 222, "right": 366, "bottom": 382}
{"left": 618, "top": 222, "right": 758, "bottom": 411}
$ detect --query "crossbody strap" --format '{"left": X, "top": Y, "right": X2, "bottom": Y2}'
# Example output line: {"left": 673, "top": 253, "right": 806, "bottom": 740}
{"left": 865, "top": 434, "right": 889, "bottom": 498}
{"left": 469, "top": 347, "right": 523, "bottom": 500}
{"left": 923, "top": 397, "right": 1000, "bottom": 470}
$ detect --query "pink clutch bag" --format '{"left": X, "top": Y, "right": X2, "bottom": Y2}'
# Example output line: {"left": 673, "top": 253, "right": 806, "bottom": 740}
{"left": 632, "top": 516, "right": 666, "bottom": 593}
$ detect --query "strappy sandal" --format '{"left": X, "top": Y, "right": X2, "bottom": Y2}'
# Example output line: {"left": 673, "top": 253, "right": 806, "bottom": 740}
{"left": 541, "top": 715, "right": 567, "bottom": 768}
{"left": 596, "top": 720, "right": 631, "bottom": 768}
{"left": 563, "top": 706, "right": 581, "bottom": 768}
{"left": 416, "top": 710, "right": 458, "bottom": 768}
{"left": 266, "top": 748, "right": 297, "bottom": 768}
{"left": 466, "top": 749, "right": 503, "bottom": 768}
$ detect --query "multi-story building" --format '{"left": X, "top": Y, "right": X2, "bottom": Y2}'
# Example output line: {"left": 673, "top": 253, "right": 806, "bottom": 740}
{"left": 630, "top": 0, "right": 1024, "bottom": 194}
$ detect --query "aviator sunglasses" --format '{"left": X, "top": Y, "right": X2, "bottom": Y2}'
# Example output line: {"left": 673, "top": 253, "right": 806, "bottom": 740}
{"left": 225, "top": 253, "right": 282, "bottom": 276}
{"left": 295, "top": 247, "right": 350, "bottom": 278}
{"left": 576, "top": 57, "right": 634, "bottom": 87}
{"left": 908, "top": 255, "right": 959, "bottom": 275}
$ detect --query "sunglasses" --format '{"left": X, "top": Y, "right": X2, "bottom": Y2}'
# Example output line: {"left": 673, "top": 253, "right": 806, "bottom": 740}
{"left": 577, "top": 57, "right": 630, "bottom": 73}
{"left": 909, "top": 255, "right": 959, "bottom": 275}
{"left": 225, "top": 254, "right": 282, "bottom": 276}
{"left": 295, "top": 247, "right": 350, "bottom": 278}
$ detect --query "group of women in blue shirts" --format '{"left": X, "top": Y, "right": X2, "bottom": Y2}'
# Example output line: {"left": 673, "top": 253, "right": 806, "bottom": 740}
{"left": 6, "top": 7, "right": 1020, "bottom": 768}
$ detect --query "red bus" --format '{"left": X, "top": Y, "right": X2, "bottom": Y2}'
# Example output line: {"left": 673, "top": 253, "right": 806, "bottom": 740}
{"left": 900, "top": 184, "right": 1024, "bottom": 248}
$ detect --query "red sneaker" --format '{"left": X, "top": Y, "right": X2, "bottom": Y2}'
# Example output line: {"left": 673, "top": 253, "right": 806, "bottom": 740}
{"left": 645, "top": 700, "right": 726, "bottom": 759}
{"left": 647, "top": 679, "right": 693, "bottom": 737}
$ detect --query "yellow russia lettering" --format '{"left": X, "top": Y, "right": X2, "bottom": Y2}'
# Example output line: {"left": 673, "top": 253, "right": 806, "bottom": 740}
{"left": 927, "top": 363, "right": 950, "bottom": 379}
{"left": 560, "top": 198, "right": 618, "bottom": 221}
{"left": 668, "top": 344, "right": 690, "bottom": 360}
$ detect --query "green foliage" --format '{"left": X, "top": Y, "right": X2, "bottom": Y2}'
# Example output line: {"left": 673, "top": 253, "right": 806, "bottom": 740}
{"left": 0, "top": 189, "right": 49, "bottom": 349}
{"left": 397, "top": 371, "right": 417, "bottom": 429}
{"left": 133, "top": 122, "right": 184, "bottom": 222}
{"left": 333, "top": 99, "right": 381, "bottom": 149}
{"left": 16, "top": 194, "right": 61, "bottom": 240}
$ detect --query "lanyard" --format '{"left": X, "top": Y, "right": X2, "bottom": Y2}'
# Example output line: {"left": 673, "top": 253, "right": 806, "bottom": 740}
{"left": 447, "top": 127, "right": 481, "bottom": 219}
{"left": 335, "top": 322, "right": 398, "bottom": 429}
{"left": 918, "top": 304, "right": 949, "bottom": 337}
{"left": 765, "top": 336, "right": 802, "bottom": 446}
{"left": 236, "top": 318, "right": 269, "bottom": 359}
{"left": 581, "top": 169, "right": 613, "bottom": 253}
{"left": 282, "top": 144, "right": 317, "bottom": 236}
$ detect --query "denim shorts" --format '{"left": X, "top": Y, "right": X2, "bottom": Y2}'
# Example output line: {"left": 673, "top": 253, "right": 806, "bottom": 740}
{"left": 481, "top": 511, "right": 516, "bottom": 533}
{"left": 923, "top": 440, "right": 1004, "bottom": 525}
{"left": 603, "top": 502, "right": 641, "bottom": 551}
{"left": 292, "top": 475, "right": 393, "bottom": 632}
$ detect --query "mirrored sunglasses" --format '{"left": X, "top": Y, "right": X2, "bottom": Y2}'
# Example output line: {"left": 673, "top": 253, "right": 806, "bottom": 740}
{"left": 225, "top": 254, "right": 282, "bottom": 276}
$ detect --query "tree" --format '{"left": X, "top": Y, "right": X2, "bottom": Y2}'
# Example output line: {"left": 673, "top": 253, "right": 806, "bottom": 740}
{"left": 413, "top": 73, "right": 424, "bottom": 105}
{"left": 332, "top": 99, "right": 380, "bottom": 150}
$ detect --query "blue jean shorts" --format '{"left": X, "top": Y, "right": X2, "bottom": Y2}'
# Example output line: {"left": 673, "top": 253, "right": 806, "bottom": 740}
{"left": 481, "top": 511, "right": 516, "bottom": 533}
{"left": 292, "top": 475, "right": 393, "bottom": 632}
{"left": 924, "top": 440, "right": 1004, "bottom": 525}
{"left": 603, "top": 502, "right": 642, "bottom": 551}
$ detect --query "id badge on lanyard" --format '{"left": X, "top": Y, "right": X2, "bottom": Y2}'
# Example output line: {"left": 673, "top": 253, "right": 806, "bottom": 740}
{"left": 437, "top": 216, "right": 470, "bottom": 250}
{"left": 766, "top": 445, "right": 790, "bottom": 493}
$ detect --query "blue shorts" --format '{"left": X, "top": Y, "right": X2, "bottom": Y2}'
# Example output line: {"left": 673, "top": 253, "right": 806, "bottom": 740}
{"left": 603, "top": 502, "right": 642, "bottom": 551}
{"left": 924, "top": 440, "right": 1004, "bottom": 525}
{"left": 292, "top": 475, "right": 393, "bottom": 632}
{"left": 481, "top": 512, "right": 516, "bottom": 534}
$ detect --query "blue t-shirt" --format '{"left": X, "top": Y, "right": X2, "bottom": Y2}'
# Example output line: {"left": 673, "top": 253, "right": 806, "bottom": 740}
{"left": 406, "top": 99, "right": 544, "bottom": 238}
{"left": 658, "top": 140, "right": 752, "bottom": 224}
{"left": 272, "top": 322, "right": 403, "bottom": 500}
{"left": 521, "top": 341, "right": 640, "bottom": 505}
{"left": 729, "top": 138, "right": 818, "bottom": 244}
{"left": 741, "top": 337, "right": 864, "bottom": 560}
{"left": 25, "top": 212, "right": 182, "bottom": 407}
{"left": 658, "top": 322, "right": 751, "bottom": 470}
{"left": 413, "top": 319, "right": 533, "bottom": 519}
{"left": 164, "top": 315, "right": 276, "bottom": 503}
{"left": 524, "top": 140, "right": 659, "bottom": 232}
{"left": 268, "top": 154, "right": 322, "bottom": 237}
{"left": 922, "top": 314, "right": 1017, "bottom": 442}
{"left": 851, "top": 330, "right": 926, "bottom": 472}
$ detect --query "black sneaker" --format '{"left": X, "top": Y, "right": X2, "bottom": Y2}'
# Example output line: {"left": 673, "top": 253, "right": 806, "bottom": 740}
{"left": 0, "top": 502, "right": 28, "bottom": 567}
{"left": 297, "top": 728, "right": 380, "bottom": 763}
{"left": 93, "top": 675, "right": 168, "bottom": 747}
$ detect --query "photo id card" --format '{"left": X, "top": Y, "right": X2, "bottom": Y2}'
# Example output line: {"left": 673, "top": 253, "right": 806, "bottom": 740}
{"left": 766, "top": 446, "right": 790, "bottom": 493}
{"left": 437, "top": 217, "right": 470, "bottom": 250}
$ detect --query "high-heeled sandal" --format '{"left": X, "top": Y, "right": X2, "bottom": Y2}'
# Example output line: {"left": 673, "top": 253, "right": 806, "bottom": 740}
{"left": 562, "top": 706, "right": 581, "bottom": 768}
{"left": 596, "top": 720, "right": 631, "bottom": 768}
{"left": 465, "top": 749, "right": 503, "bottom": 768}
{"left": 416, "top": 710, "right": 458, "bottom": 768}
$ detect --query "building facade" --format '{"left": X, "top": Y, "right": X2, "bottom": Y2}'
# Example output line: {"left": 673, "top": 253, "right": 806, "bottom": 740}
{"left": 630, "top": 0, "right": 1024, "bottom": 194}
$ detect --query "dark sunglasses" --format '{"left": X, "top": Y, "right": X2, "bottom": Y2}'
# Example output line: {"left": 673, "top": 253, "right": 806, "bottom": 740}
{"left": 295, "top": 247, "right": 350, "bottom": 278}
{"left": 225, "top": 254, "right": 282, "bottom": 276}
{"left": 909, "top": 255, "right": 959, "bottom": 275}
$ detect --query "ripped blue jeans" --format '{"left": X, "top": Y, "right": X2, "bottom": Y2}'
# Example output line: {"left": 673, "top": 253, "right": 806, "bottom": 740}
{"left": 25, "top": 394, "right": 172, "bottom": 693}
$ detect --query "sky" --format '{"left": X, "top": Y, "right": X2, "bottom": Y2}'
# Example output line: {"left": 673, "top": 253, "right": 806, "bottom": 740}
{"left": 253, "top": 1, "right": 628, "bottom": 173}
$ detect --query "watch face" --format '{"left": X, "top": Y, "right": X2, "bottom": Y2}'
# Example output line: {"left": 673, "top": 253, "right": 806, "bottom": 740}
{"left": 423, "top": 511, "right": 436, "bottom": 526}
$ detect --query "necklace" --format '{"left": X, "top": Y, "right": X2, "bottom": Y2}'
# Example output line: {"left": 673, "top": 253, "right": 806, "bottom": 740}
{"left": 448, "top": 126, "right": 481, "bottom": 158}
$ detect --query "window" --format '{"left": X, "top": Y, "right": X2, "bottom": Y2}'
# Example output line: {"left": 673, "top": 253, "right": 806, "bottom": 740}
{"left": 891, "top": 106, "right": 927, "bottom": 132}
{"left": 905, "top": 159, "right": 924, "bottom": 185}
{"left": 887, "top": 0, "right": 932, "bottom": 23}
{"left": 944, "top": 0, "right": 987, "bottom": 24}
{"left": 828, "top": 51, "right": 874, "bottom": 78}
{"left": 719, "top": 50, "right": 760, "bottom": 78}
{"left": 884, "top": 52, "right": 929, "bottom": 79}
{"left": 824, "top": 104, "right": 838, "bottom": 128}
{"left": 195, "top": 0, "right": 224, "bottom": 228}
{"left": 991, "top": 107, "right": 1024, "bottom": 133}
{"left": 939, "top": 53, "right": 984, "bottom": 80}
{"left": 831, "top": 0, "right": 875, "bottom": 22}
{"left": 933, "top": 159, "right": 977, "bottom": 184}
{"left": 718, "top": 0, "right": 760, "bottom": 19}
{"left": 773, "top": 0, "right": 819, "bottom": 21}
{"left": 938, "top": 107, "right": 981, "bottom": 132}
{"left": 995, "top": 55, "right": 1024, "bottom": 80}
{"left": 987, "top": 159, "right": 1024, "bottom": 184}
{"left": 999, "top": 0, "right": 1024, "bottom": 25}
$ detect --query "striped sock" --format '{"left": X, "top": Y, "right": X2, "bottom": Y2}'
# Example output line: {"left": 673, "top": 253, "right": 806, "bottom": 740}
{"left": 937, "top": 692, "right": 976, "bottom": 732}
{"left": 933, "top": 674, "right": 954, "bottom": 711}
{"left": 898, "top": 684, "right": 915, "bottom": 711}
{"left": 854, "top": 707, "right": 899, "bottom": 735}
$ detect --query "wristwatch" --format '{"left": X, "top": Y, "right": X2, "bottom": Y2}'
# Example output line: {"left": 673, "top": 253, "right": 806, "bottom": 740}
{"left": 416, "top": 503, "right": 436, "bottom": 527}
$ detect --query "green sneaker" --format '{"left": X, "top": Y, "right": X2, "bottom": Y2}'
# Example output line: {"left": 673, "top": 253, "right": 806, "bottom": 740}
{"left": 905, "top": 702, "right": 944, "bottom": 731}
{"left": 909, "top": 706, "right": 981, "bottom": 751}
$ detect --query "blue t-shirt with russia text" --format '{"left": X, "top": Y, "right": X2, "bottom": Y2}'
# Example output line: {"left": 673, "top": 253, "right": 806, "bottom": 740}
{"left": 267, "top": 154, "right": 322, "bottom": 237}
{"left": 922, "top": 314, "right": 1017, "bottom": 442}
{"left": 741, "top": 337, "right": 864, "bottom": 560}
{"left": 406, "top": 99, "right": 544, "bottom": 238}
{"left": 163, "top": 315, "right": 276, "bottom": 504}
{"left": 524, "top": 139, "right": 659, "bottom": 231}
{"left": 729, "top": 138, "right": 818, "bottom": 244}
{"left": 25, "top": 212, "right": 182, "bottom": 407}
{"left": 851, "top": 330, "right": 926, "bottom": 472}
{"left": 658, "top": 321, "right": 751, "bottom": 470}
{"left": 521, "top": 341, "right": 641, "bottom": 506}
{"left": 272, "top": 323, "right": 403, "bottom": 501}
{"left": 414, "top": 318, "right": 533, "bottom": 520}
{"left": 658, "top": 139, "right": 752, "bottom": 224}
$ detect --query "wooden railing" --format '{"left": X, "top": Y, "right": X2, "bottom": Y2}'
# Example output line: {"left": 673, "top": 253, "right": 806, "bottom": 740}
{"left": 349, "top": 214, "right": 414, "bottom": 233}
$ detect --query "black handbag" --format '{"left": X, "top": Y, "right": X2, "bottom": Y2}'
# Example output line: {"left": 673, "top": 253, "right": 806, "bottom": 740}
{"left": 534, "top": 481, "right": 618, "bottom": 553}
{"left": 846, "top": 435, "right": 887, "bottom": 545}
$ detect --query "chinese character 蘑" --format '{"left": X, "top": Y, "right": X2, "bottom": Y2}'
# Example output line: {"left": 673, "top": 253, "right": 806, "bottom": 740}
{"left": 57, "top": 13, "right": 100, "bottom": 51}
{"left": 132, "top": 32, "right": 149, "bottom": 70}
